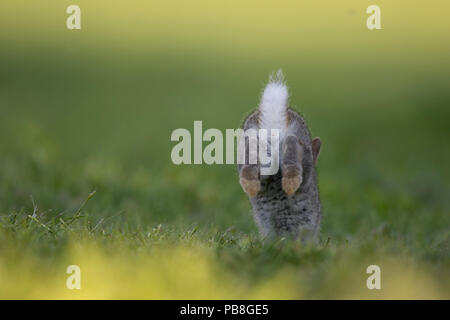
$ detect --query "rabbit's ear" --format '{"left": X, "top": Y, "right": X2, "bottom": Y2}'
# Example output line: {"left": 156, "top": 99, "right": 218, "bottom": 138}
{"left": 312, "top": 137, "right": 321, "bottom": 165}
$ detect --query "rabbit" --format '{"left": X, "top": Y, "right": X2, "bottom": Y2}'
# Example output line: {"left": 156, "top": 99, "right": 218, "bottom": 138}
{"left": 238, "top": 70, "right": 321, "bottom": 241}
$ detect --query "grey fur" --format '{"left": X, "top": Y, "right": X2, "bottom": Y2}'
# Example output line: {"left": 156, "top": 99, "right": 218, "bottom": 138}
{"left": 238, "top": 107, "right": 322, "bottom": 242}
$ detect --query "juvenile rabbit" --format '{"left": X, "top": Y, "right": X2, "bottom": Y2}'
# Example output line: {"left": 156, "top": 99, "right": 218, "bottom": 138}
{"left": 238, "top": 70, "right": 321, "bottom": 241}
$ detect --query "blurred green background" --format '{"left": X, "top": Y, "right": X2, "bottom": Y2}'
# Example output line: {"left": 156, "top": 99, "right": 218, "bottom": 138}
{"left": 0, "top": 0, "right": 449, "bottom": 299}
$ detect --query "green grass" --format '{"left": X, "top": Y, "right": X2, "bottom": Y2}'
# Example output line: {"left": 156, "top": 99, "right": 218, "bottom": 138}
{"left": 0, "top": 48, "right": 449, "bottom": 299}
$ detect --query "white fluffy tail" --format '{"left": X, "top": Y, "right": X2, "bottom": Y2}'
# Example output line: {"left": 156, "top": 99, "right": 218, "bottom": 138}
{"left": 259, "top": 69, "right": 288, "bottom": 138}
